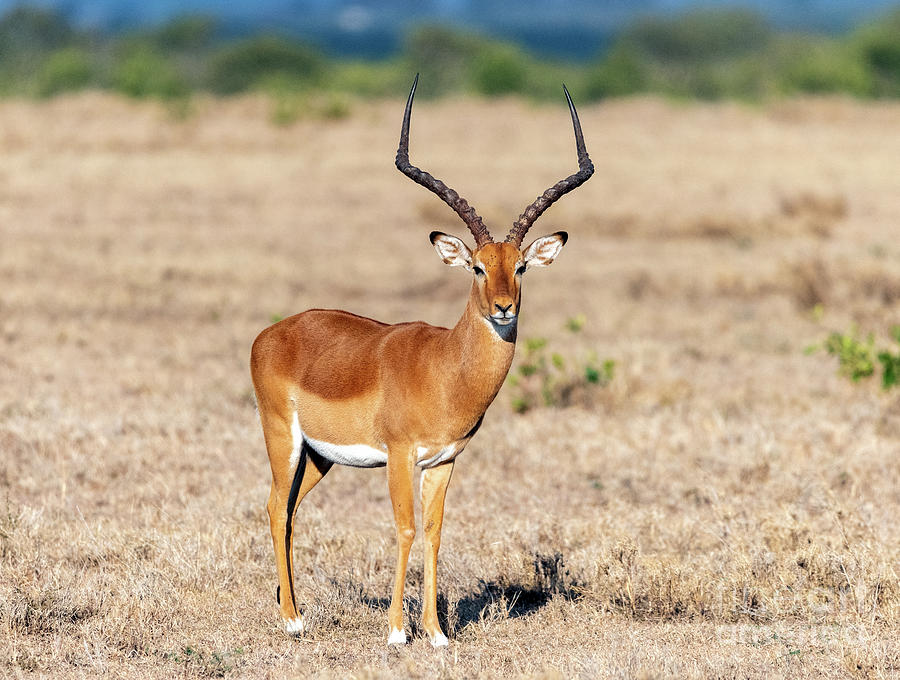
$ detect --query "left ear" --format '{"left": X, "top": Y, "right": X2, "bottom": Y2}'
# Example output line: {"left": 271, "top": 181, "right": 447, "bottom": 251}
{"left": 523, "top": 231, "right": 568, "bottom": 267}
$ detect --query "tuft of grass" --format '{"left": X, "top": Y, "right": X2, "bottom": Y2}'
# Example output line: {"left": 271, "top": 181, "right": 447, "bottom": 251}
{"left": 162, "top": 646, "right": 244, "bottom": 677}
{"left": 877, "top": 326, "right": 900, "bottom": 389}
{"left": 810, "top": 325, "right": 900, "bottom": 389}
{"left": 508, "top": 317, "right": 615, "bottom": 413}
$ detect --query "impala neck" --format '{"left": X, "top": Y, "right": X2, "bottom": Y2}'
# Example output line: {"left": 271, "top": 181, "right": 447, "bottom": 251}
{"left": 445, "top": 283, "right": 517, "bottom": 411}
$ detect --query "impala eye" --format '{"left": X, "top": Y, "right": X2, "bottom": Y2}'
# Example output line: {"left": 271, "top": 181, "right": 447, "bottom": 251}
{"left": 473, "top": 266, "right": 485, "bottom": 277}
{"left": 516, "top": 264, "right": 526, "bottom": 276}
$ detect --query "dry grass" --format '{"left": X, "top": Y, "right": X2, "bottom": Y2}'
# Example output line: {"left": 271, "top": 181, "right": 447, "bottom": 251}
{"left": 2, "top": 92, "right": 900, "bottom": 678}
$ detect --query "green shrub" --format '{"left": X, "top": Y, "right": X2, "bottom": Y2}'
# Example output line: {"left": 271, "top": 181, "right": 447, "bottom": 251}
{"left": 267, "top": 84, "right": 351, "bottom": 126}
{"left": 713, "top": 55, "right": 774, "bottom": 101}
{"left": 778, "top": 38, "right": 872, "bottom": 97}
{"left": 37, "top": 47, "right": 93, "bottom": 96}
{"left": 470, "top": 43, "right": 528, "bottom": 96}
{"left": 584, "top": 44, "right": 649, "bottom": 100}
{"left": 811, "top": 325, "right": 900, "bottom": 389}
{"left": 331, "top": 60, "right": 408, "bottom": 98}
{"left": 113, "top": 48, "right": 188, "bottom": 99}
{"left": 208, "top": 36, "right": 324, "bottom": 95}
{"left": 624, "top": 8, "right": 772, "bottom": 62}
{"left": 507, "top": 316, "right": 615, "bottom": 413}
{"left": 403, "top": 25, "right": 480, "bottom": 96}
{"left": 878, "top": 327, "right": 900, "bottom": 389}
{"left": 822, "top": 327, "right": 876, "bottom": 381}
{"left": 851, "top": 9, "right": 900, "bottom": 96}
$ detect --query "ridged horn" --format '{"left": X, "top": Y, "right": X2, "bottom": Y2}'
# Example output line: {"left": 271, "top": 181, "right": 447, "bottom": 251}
{"left": 505, "top": 84, "right": 593, "bottom": 247}
{"left": 396, "top": 74, "right": 493, "bottom": 248}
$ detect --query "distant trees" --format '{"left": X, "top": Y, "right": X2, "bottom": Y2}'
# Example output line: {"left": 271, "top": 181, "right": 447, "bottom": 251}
{"left": 1, "top": 5, "right": 900, "bottom": 103}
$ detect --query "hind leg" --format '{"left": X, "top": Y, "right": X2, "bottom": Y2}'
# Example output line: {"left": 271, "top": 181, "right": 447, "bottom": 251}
{"left": 263, "top": 416, "right": 332, "bottom": 634}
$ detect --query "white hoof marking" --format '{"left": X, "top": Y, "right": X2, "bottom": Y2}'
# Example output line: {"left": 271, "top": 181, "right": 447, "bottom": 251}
{"left": 284, "top": 617, "right": 304, "bottom": 635}
{"left": 431, "top": 633, "right": 449, "bottom": 647}
{"left": 387, "top": 628, "right": 407, "bottom": 645}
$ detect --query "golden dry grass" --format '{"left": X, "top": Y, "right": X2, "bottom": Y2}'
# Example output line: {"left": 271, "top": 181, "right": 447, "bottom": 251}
{"left": 2, "top": 92, "right": 900, "bottom": 678}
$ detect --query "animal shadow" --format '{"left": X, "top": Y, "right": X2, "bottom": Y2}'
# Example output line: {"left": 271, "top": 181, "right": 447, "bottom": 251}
{"left": 350, "top": 552, "right": 580, "bottom": 641}
{"left": 449, "top": 551, "right": 582, "bottom": 634}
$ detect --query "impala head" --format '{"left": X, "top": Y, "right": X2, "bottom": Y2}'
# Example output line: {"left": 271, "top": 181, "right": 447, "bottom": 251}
{"left": 396, "top": 74, "right": 593, "bottom": 336}
{"left": 429, "top": 230, "right": 568, "bottom": 329}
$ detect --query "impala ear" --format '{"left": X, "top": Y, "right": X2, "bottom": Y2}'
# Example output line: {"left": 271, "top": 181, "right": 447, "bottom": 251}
{"left": 523, "top": 231, "right": 568, "bottom": 267}
{"left": 430, "top": 231, "right": 473, "bottom": 269}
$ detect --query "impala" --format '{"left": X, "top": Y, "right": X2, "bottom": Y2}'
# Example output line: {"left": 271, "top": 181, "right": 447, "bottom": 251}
{"left": 250, "top": 75, "right": 593, "bottom": 647}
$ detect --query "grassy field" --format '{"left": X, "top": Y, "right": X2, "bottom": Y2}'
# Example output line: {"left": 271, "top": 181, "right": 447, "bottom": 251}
{"left": 1, "top": 92, "right": 899, "bottom": 678}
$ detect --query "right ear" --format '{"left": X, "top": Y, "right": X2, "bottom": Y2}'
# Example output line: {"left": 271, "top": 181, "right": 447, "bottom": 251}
{"left": 430, "top": 231, "right": 472, "bottom": 270}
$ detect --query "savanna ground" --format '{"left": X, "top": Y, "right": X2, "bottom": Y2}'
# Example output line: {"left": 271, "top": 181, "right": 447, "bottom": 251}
{"left": 1, "top": 92, "right": 899, "bottom": 678}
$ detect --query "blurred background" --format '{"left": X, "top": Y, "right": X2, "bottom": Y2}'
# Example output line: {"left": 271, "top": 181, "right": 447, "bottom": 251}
{"left": 4, "top": 2, "right": 900, "bottom": 677}
{"left": 0, "top": 0, "right": 899, "bottom": 105}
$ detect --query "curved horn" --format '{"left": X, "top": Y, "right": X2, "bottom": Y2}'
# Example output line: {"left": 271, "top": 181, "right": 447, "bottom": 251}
{"left": 505, "top": 85, "right": 594, "bottom": 247}
{"left": 396, "top": 74, "right": 493, "bottom": 248}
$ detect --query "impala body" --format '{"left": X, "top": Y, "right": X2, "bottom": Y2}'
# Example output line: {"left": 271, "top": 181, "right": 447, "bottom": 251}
{"left": 250, "top": 75, "right": 593, "bottom": 646}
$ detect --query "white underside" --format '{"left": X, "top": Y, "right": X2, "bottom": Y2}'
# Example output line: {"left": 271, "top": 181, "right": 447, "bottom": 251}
{"left": 431, "top": 633, "right": 449, "bottom": 647}
{"left": 291, "top": 411, "right": 388, "bottom": 468}
{"left": 291, "top": 412, "right": 463, "bottom": 470}
{"left": 387, "top": 628, "right": 407, "bottom": 645}
{"left": 305, "top": 433, "right": 388, "bottom": 468}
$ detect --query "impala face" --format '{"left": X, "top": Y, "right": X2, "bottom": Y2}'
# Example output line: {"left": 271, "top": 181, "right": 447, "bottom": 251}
{"left": 430, "top": 230, "right": 569, "bottom": 334}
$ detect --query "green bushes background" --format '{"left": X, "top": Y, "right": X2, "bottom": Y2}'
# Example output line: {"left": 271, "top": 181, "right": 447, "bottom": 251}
{"left": 2, "top": 5, "right": 900, "bottom": 102}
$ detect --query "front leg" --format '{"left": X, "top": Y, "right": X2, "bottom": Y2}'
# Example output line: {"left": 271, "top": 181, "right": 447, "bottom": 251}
{"left": 421, "top": 460, "right": 455, "bottom": 647}
{"left": 386, "top": 445, "right": 416, "bottom": 645}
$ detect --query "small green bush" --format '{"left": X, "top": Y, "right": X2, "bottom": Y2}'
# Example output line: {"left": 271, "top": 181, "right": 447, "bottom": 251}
{"left": 812, "top": 325, "right": 900, "bottom": 390}
{"left": 331, "top": 60, "right": 408, "bottom": 98}
{"left": 403, "top": 25, "right": 478, "bottom": 96}
{"left": 470, "top": 43, "right": 528, "bottom": 96}
{"left": 584, "top": 44, "right": 649, "bottom": 100}
{"left": 37, "top": 47, "right": 93, "bottom": 96}
{"left": 851, "top": 9, "right": 900, "bottom": 96}
{"left": 778, "top": 39, "right": 872, "bottom": 97}
{"left": 878, "top": 327, "right": 900, "bottom": 389}
{"left": 208, "top": 37, "right": 324, "bottom": 95}
{"left": 507, "top": 316, "right": 615, "bottom": 413}
{"left": 823, "top": 327, "right": 875, "bottom": 381}
{"left": 266, "top": 83, "right": 351, "bottom": 126}
{"left": 113, "top": 48, "right": 188, "bottom": 99}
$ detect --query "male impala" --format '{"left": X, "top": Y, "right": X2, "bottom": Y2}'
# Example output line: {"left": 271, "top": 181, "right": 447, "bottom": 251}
{"left": 250, "top": 75, "right": 593, "bottom": 647}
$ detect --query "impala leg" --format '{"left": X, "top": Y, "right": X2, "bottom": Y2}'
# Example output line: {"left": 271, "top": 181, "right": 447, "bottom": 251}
{"left": 420, "top": 460, "right": 454, "bottom": 647}
{"left": 265, "top": 429, "right": 332, "bottom": 635}
{"left": 386, "top": 447, "right": 416, "bottom": 645}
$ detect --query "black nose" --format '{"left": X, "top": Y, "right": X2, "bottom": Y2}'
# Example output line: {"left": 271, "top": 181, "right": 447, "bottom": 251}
{"left": 495, "top": 303, "right": 512, "bottom": 313}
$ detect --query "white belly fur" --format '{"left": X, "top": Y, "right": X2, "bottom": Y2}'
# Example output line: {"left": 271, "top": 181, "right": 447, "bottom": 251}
{"left": 291, "top": 412, "right": 463, "bottom": 470}
{"left": 291, "top": 411, "right": 387, "bottom": 469}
